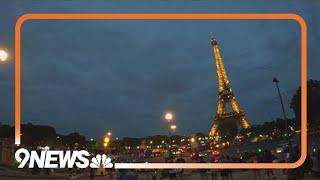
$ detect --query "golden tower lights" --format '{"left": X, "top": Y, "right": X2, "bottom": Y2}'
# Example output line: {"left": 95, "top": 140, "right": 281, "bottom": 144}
{"left": 209, "top": 38, "right": 250, "bottom": 137}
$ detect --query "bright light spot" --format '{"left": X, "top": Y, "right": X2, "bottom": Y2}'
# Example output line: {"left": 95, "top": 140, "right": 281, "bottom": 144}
{"left": 276, "top": 149, "right": 282, "bottom": 153}
{"left": 170, "top": 125, "right": 177, "bottom": 130}
{"left": 0, "top": 50, "right": 8, "bottom": 62}
{"left": 165, "top": 112, "right": 173, "bottom": 121}
{"left": 258, "top": 148, "right": 262, "bottom": 153}
{"left": 190, "top": 137, "right": 195, "bottom": 143}
{"left": 104, "top": 137, "right": 110, "bottom": 143}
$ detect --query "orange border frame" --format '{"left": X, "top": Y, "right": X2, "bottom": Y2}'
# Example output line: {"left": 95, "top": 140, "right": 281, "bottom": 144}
{"left": 14, "top": 13, "right": 307, "bottom": 169}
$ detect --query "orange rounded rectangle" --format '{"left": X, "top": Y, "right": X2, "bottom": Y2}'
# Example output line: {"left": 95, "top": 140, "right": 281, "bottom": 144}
{"left": 14, "top": 13, "right": 307, "bottom": 169}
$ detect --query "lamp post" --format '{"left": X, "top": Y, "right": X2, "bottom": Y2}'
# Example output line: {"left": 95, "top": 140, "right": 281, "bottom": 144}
{"left": 273, "top": 77, "right": 291, "bottom": 148}
{"left": 0, "top": 49, "right": 9, "bottom": 126}
{"left": 165, "top": 112, "right": 175, "bottom": 137}
{"left": 164, "top": 112, "right": 176, "bottom": 158}
{"left": 170, "top": 124, "right": 177, "bottom": 144}
{"left": 165, "top": 112, "right": 174, "bottom": 136}
{"left": 103, "top": 136, "right": 110, "bottom": 148}
{"left": 103, "top": 131, "right": 112, "bottom": 149}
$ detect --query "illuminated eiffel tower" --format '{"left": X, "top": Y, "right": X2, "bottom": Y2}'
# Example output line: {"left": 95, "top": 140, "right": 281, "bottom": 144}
{"left": 209, "top": 37, "right": 250, "bottom": 137}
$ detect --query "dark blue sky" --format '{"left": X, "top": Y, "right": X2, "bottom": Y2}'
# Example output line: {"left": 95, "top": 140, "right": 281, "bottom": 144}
{"left": 0, "top": 0, "right": 319, "bottom": 139}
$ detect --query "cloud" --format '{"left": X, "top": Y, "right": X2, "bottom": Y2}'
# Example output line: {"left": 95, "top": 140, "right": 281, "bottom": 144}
{"left": 0, "top": 0, "right": 319, "bottom": 138}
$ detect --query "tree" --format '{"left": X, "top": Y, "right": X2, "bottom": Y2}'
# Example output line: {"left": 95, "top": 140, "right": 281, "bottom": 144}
{"left": 121, "top": 137, "right": 141, "bottom": 148}
{"left": 60, "top": 132, "right": 86, "bottom": 147}
{"left": 21, "top": 123, "right": 57, "bottom": 146}
{"left": 290, "top": 79, "right": 320, "bottom": 130}
{"left": 0, "top": 124, "right": 14, "bottom": 138}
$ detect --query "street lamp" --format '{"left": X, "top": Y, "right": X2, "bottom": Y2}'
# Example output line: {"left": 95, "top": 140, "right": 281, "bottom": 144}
{"left": 170, "top": 124, "right": 177, "bottom": 131}
{"left": 165, "top": 112, "right": 173, "bottom": 122}
{"left": 190, "top": 137, "right": 195, "bottom": 143}
{"left": 103, "top": 142, "right": 108, "bottom": 148}
{"left": 0, "top": 49, "right": 8, "bottom": 62}
{"left": 103, "top": 136, "right": 110, "bottom": 148}
{"left": 164, "top": 112, "right": 176, "bottom": 158}
{"left": 0, "top": 49, "right": 9, "bottom": 134}
{"left": 164, "top": 112, "right": 176, "bottom": 136}
{"left": 273, "top": 77, "right": 291, "bottom": 148}
{"left": 103, "top": 130, "right": 112, "bottom": 148}
{"left": 104, "top": 137, "right": 110, "bottom": 143}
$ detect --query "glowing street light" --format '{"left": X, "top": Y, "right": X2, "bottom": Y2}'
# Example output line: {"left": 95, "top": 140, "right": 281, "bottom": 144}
{"left": 103, "top": 130, "right": 112, "bottom": 149}
{"left": 190, "top": 137, "right": 195, "bottom": 143}
{"left": 163, "top": 111, "right": 177, "bottom": 157}
{"left": 0, "top": 49, "right": 8, "bottom": 62}
{"left": 0, "top": 48, "right": 10, "bottom": 145}
{"left": 103, "top": 142, "right": 108, "bottom": 147}
{"left": 164, "top": 112, "right": 173, "bottom": 122}
{"left": 170, "top": 124, "right": 177, "bottom": 131}
{"left": 104, "top": 137, "right": 110, "bottom": 143}
{"left": 103, "top": 136, "right": 110, "bottom": 148}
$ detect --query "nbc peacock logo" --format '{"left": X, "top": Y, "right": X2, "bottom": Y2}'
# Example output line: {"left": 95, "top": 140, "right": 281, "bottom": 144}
{"left": 15, "top": 148, "right": 114, "bottom": 169}
{"left": 90, "top": 154, "right": 114, "bottom": 168}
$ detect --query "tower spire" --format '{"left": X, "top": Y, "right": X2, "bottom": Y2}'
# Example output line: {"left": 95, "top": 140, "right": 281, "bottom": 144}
{"left": 210, "top": 38, "right": 230, "bottom": 93}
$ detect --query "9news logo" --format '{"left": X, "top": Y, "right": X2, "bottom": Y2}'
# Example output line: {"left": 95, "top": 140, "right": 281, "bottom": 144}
{"left": 15, "top": 148, "right": 114, "bottom": 169}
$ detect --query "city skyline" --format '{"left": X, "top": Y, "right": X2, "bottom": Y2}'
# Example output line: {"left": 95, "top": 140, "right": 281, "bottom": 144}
{"left": 0, "top": 0, "right": 319, "bottom": 139}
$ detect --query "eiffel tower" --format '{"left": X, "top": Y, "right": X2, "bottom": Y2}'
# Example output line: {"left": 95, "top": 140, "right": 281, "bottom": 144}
{"left": 209, "top": 37, "right": 250, "bottom": 137}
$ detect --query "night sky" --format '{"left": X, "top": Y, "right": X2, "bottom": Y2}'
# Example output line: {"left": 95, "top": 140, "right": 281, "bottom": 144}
{"left": 0, "top": 0, "right": 319, "bottom": 139}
